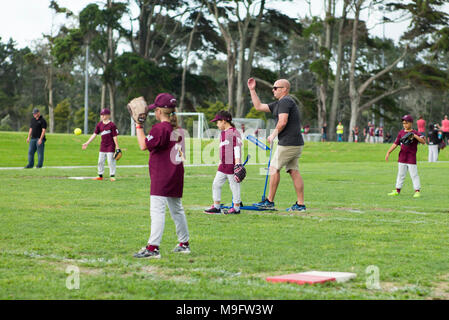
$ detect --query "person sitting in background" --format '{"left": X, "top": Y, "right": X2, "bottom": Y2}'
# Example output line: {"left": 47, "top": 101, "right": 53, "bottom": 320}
{"left": 384, "top": 131, "right": 393, "bottom": 143}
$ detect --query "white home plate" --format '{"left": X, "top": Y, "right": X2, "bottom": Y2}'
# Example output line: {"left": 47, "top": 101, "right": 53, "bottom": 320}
{"left": 301, "top": 271, "right": 356, "bottom": 283}
{"left": 68, "top": 177, "right": 96, "bottom": 180}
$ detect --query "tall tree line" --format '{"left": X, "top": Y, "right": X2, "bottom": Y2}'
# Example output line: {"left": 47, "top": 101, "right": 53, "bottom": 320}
{"left": 0, "top": 0, "right": 448, "bottom": 137}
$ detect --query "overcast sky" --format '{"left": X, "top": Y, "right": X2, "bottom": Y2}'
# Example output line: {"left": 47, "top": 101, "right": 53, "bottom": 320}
{"left": 0, "top": 0, "right": 432, "bottom": 49}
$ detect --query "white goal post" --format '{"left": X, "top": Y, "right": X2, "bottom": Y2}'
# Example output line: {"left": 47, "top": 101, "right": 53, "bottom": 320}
{"left": 131, "top": 112, "right": 211, "bottom": 139}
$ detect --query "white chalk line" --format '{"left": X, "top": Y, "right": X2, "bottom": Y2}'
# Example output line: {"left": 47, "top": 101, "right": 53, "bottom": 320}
{"left": 0, "top": 163, "right": 267, "bottom": 170}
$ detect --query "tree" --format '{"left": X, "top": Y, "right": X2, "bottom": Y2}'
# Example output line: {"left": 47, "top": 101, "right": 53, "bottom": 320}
{"left": 205, "top": 0, "right": 301, "bottom": 117}
{"left": 52, "top": 1, "right": 127, "bottom": 122}
{"left": 347, "top": 0, "right": 411, "bottom": 142}
{"left": 328, "top": 0, "right": 350, "bottom": 140}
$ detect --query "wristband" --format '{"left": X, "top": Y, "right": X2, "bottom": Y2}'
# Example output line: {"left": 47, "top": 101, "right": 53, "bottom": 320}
{"left": 136, "top": 125, "right": 143, "bottom": 129}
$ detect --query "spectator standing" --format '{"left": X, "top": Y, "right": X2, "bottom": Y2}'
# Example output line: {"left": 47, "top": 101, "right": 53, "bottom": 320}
{"left": 441, "top": 115, "right": 449, "bottom": 145}
{"left": 25, "top": 108, "right": 47, "bottom": 169}
{"left": 364, "top": 122, "right": 370, "bottom": 143}
{"left": 321, "top": 123, "right": 327, "bottom": 142}
{"left": 417, "top": 116, "right": 426, "bottom": 136}
{"left": 352, "top": 126, "right": 359, "bottom": 142}
{"left": 378, "top": 126, "right": 384, "bottom": 144}
{"left": 427, "top": 124, "right": 441, "bottom": 162}
{"left": 369, "top": 123, "right": 375, "bottom": 143}
{"left": 336, "top": 122, "right": 344, "bottom": 142}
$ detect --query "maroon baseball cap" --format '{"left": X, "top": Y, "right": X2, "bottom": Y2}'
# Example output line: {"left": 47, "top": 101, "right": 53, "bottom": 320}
{"left": 401, "top": 115, "right": 413, "bottom": 122}
{"left": 211, "top": 113, "right": 232, "bottom": 122}
{"left": 148, "top": 93, "right": 177, "bottom": 110}
{"left": 100, "top": 108, "right": 111, "bottom": 115}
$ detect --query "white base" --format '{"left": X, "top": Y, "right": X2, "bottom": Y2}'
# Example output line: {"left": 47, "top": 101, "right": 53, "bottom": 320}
{"left": 301, "top": 271, "right": 357, "bottom": 283}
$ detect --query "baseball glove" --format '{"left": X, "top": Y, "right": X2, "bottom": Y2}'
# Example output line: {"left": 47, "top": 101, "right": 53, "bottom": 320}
{"left": 400, "top": 132, "right": 414, "bottom": 145}
{"left": 127, "top": 96, "right": 149, "bottom": 124}
{"left": 114, "top": 149, "right": 122, "bottom": 160}
{"left": 233, "top": 164, "right": 246, "bottom": 183}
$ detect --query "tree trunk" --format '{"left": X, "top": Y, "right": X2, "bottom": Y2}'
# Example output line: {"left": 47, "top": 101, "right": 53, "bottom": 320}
{"left": 180, "top": 10, "right": 202, "bottom": 115}
{"left": 108, "top": 83, "right": 116, "bottom": 122}
{"left": 48, "top": 65, "right": 54, "bottom": 134}
{"left": 317, "top": 0, "right": 332, "bottom": 129}
{"left": 348, "top": 0, "right": 363, "bottom": 142}
{"left": 235, "top": 0, "right": 265, "bottom": 118}
{"left": 107, "top": 0, "right": 116, "bottom": 121}
{"left": 347, "top": 0, "right": 408, "bottom": 142}
{"left": 101, "top": 84, "right": 106, "bottom": 110}
{"left": 328, "top": 0, "right": 349, "bottom": 141}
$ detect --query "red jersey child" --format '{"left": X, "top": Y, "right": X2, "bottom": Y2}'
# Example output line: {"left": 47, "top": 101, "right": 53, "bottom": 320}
{"left": 82, "top": 108, "right": 120, "bottom": 181}
{"left": 385, "top": 115, "right": 426, "bottom": 198}
{"left": 133, "top": 93, "right": 190, "bottom": 259}
{"left": 204, "top": 111, "right": 243, "bottom": 215}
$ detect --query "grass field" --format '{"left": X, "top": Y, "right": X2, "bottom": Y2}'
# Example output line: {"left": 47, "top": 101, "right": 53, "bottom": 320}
{"left": 1, "top": 131, "right": 449, "bottom": 300}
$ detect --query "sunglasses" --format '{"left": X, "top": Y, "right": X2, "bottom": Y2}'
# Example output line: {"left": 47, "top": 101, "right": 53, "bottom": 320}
{"left": 272, "top": 86, "right": 284, "bottom": 91}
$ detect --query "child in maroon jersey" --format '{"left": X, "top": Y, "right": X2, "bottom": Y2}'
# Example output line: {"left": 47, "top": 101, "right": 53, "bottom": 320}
{"left": 133, "top": 93, "right": 190, "bottom": 259}
{"left": 385, "top": 115, "right": 426, "bottom": 198}
{"left": 204, "top": 110, "right": 243, "bottom": 215}
{"left": 82, "top": 108, "right": 120, "bottom": 181}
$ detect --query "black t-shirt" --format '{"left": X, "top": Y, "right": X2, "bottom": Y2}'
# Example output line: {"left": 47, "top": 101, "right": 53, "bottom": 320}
{"left": 30, "top": 116, "right": 47, "bottom": 140}
{"left": 268, "top": 95, "right": 304, "bottom": 146}
{"left": 428, "top": 129, "right": 441, "bottom": 145}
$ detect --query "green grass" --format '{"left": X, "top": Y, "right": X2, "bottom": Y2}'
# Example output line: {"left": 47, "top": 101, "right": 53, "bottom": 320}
{"left": 1, "top": 131, "right": 449, "bottom": 299}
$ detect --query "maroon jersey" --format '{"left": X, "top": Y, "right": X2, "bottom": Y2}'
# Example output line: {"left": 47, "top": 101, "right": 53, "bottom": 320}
{"left": 94, "top": 121, "right": 118, "bottom": 152}
{"left": 218, "top": 127, "right": 242, "bottom": 174}
{"left": 145, "top": 122, "right": 184, "bottom": 198}
{"left": 394, "top": 129, "right": 422, "bottom": 164}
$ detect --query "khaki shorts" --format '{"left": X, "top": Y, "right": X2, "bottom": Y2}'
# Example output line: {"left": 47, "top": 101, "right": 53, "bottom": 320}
{"left": 270, "top": 145, "right": 303, "bottom": 172}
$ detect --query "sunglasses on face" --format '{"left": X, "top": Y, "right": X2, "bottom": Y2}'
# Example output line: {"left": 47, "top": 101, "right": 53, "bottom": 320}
{"left": 272, "top": 86, "right": 284, "bottom": 91}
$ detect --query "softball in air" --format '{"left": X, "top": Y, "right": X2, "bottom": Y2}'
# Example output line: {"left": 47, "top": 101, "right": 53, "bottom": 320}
{"left": 74, "top": 128, "right": 82, "bottom": 136}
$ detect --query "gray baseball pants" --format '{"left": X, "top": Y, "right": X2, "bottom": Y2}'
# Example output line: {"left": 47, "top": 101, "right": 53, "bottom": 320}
{"left": 98, "top": 152, "right": 116, "bottom": 176}
{"left": 148, "top": 196, "right": 190, "bottom": 247}
{"left": 212, "top": 171, "right": 241, "bottom": 204}
{"left": 395, "top": 162, "right": 421, "bottom": 191}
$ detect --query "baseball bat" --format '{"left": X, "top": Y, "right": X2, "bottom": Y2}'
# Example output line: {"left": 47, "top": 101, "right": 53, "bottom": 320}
{"left": 246, "top": 135, "right": 270, "bottom": 151}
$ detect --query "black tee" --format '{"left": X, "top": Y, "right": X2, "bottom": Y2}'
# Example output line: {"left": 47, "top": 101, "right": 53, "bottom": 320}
{"left": 30, "top": 116, "right": 47, "bottom": 140}
{"left": 268, "top": 96, "right": 304, "bottom": 146}
{"left": 428, "top": 129, "right": 441, "bottom": 145}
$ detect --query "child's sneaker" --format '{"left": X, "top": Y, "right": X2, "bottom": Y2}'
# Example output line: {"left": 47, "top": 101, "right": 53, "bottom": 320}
{"left": 173, "top": 243, "right": 191, "bottom": 253}
{"left": 133, "top": 247, "right": 161, "bottom": 259}
{"left": 388, "top": 190, "right": 399, "bottom": 196}
{"left": 204, "top": 206, "right": 221, "bottom": 214}
{"left": 92, "top": 177, "right": 103, "bottom": 181}
{"left": 110, "top": 177, "right": 116, "bottom": 182}
{"left": 224, "top": 207, "right": 240, "bottom": 214}
{"left": 413, "top": 191, "right": 421, "bottom": 198}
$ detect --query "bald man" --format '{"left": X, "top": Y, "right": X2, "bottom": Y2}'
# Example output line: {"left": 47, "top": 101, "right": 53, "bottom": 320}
{"left": 247, "top": 78, "right": 306, "bottom": 212}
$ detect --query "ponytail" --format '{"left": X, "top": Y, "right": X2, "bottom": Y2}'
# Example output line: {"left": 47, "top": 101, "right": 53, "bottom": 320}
{"left": 160, "top": 107, "right": 179, "bottom": 129}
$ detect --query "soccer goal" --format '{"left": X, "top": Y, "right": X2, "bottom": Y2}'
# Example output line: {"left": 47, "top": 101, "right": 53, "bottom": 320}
{"left": 130, "top": 112, "right": 211, "bottom": 139}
